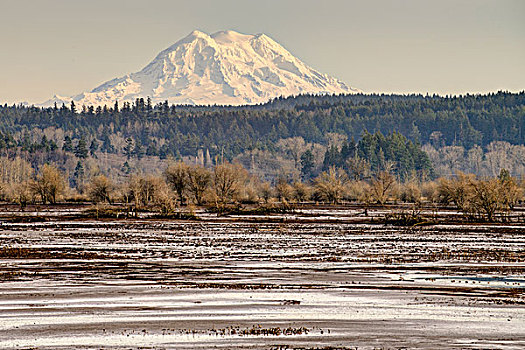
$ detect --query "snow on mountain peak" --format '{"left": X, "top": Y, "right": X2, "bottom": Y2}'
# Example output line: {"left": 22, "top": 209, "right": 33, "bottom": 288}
{"left": 211, "top": 30, "right": 254, "bottom": 44}
{"left": 41, "top": 30, "right": 359, "bottom": 107}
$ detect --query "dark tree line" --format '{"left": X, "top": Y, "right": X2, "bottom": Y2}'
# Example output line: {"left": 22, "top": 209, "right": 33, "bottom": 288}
{"left": 0, "top": 91, "right": 523, "bottom": 171}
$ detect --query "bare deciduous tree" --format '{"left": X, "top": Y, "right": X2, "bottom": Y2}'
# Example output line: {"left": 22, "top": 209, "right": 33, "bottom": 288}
{"left": 276, "top": 137, "right": 307, "bottom": 170}
{"left": 213, "top": 162, "right": 246, "bottom": 205}
{"left": 346, "top": 156, "right": 371, "bottom": 181}
{"left": 0, "top": 157, "right": 33, "bottom": 185}
{"left": 164, "top": 161, "right": 188, "bottom": 205}
{"left": 437, "top": 172, "right": 475, "bottom": 212}
{"left": 314, "top": 166, "right": 348, "bottom": 204}
{"left": 438, "top": 170, "right": 523, "bottom": 221}
{"left": 468, "top": 178, "right": 502, "bottom": 222}
{"left": 127, "top": 175, "right": 162, "bottom": 208}
{"left": 346, "top": 180, "right": 372, "bottom": 203}
{"left": 370, "top": 170, "right": 397, "bottom": 204}
{"left": 11, "top": 181, "right": 34, "bottom": 210}
{"left": 498, "top": 169, "right": 523, "bottom": 210}
{"left": 87, "top": 175, "right": 115, "bottom": 204}
{"left": 31, "top": 164, "right": 66, "bottom": 204}
{"left": 186, "top": 165, "right": 211, "bottom": 205}
{"left": 275, "top": 176, "right": 294, "bottom": 203}
{"left": 325, "top": 132, "right": 347, "bottom": 150}
{"left": 153, "top": 180, "right": 176, "bottom": 216}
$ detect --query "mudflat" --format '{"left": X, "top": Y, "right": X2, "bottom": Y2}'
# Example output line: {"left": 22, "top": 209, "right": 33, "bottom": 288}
{"left": 0, "top": 207, "right": 524, "bottom": 349}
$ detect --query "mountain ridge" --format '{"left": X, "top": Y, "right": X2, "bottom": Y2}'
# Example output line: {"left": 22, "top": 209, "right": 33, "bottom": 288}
{"left": 41, "top": 30, "right": 359, "bottom": 107}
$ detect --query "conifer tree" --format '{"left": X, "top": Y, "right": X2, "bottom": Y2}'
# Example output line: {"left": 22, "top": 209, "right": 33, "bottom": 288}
{"left": 75, "top": 138, "right": 88, "bottom": 159}
{"left": 124, "top": 138, "right": 133, "bottom": 160}
{"left": 300, "top": 149, "right": 314, "bottom": 178}
{"left": 73, "top": 161, "right": 85, "bottom": 189}
{"left": 62, "top": 136, "right": 73, "bottom": 152}
{"left": 89, "top": 139, "right": 99, "bottom": 158}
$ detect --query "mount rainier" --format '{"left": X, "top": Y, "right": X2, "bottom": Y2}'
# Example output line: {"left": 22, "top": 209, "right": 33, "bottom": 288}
{"left": 43, "top": 30, "right": 359, "bottom": 107}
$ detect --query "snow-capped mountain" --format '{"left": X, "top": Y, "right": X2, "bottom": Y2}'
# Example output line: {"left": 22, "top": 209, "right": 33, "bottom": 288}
{"left": 42, "top": 30, "right": 359, "bottom": 107}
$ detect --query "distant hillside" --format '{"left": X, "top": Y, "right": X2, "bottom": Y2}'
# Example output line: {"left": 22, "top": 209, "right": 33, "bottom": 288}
{"left": 1, "top": 91, "right": 524, "bottom": 179}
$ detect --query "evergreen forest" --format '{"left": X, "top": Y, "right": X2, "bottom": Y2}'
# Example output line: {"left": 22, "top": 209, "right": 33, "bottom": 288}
{"left": 0, "top": 91, "right": 524, "bottom": 183}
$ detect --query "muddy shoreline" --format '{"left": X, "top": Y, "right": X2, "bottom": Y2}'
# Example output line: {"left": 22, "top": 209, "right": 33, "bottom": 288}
{"left": 0, "top": 206, "right": 524, "bottom": 349}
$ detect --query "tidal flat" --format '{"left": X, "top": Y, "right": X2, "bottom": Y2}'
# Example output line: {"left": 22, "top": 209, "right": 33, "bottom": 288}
{"left": 0, "top": 207, "right": 524, "bottom": 349}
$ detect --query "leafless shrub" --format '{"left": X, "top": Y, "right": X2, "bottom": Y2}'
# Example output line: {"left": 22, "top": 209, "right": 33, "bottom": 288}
{"left": 292, "top": 181, "right": 312, "bottom": 202}
{"left": 257, "top": 181, "right": 273, "bottom": 203}
{"left": 421, "top": 180, "right": 439, "bottom": 203}
{"left": 345, "top": 180, "right": 371, "bottom": 203}
{"left": 400, "top": 181, "right": 422, "bottom": 203}
{"left": 274, "top": 177, "right": 294, "bottom": 203}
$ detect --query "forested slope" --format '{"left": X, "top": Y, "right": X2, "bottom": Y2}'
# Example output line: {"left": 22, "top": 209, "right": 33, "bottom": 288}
{"left": 0, "top": 91, "right": 523, "bottom": 180}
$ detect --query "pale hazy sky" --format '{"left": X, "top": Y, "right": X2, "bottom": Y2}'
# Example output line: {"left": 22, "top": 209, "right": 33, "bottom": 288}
{"left": 1, "top": 0, "right": 524, "bottom": 104}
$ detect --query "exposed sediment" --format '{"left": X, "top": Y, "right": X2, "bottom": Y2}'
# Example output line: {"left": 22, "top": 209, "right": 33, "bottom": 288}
{"left": 0, "top": 207, "right": 524, "bottom": 349}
